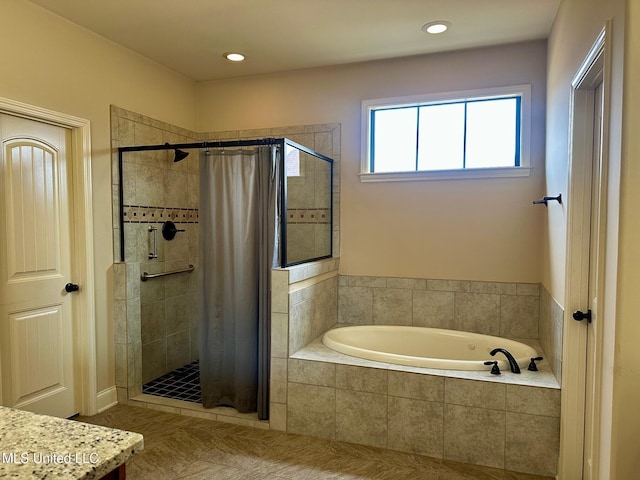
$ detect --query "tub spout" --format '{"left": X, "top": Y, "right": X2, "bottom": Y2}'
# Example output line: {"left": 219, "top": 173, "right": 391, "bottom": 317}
{"left": 490, "top": 348, "right": 521, "bottom": 374}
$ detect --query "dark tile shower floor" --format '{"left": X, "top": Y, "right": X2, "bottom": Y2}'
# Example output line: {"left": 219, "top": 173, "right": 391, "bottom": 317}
{"left": 142, "top": 360, "right": 202, "bottom": 403}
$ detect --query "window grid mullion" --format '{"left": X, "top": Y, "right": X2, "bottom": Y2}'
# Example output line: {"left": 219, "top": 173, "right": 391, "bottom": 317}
{"left": 370, "top": 110, "right": 376, "bottom": 172}
{"left": 462, "top": 101, "right": 468, "bottom": 169}
{"left": 515, "top": 96, "right": 522, "bottom": 166}
{"left": 415, "top": 107, "right": 420, "bottom": 171}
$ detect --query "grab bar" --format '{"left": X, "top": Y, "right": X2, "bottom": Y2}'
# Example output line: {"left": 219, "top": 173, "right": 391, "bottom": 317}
{"left": 148, "top": 226, "right": 158, "bottom": 259}
{"left": 140, "top": 264, "right": 194, "bottom": 282}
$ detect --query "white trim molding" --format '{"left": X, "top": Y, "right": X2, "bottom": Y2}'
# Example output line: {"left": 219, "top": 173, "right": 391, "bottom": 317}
{"left": 97, "top": 387, "right": 118, "bottom": 413}
{"left": 360, "top": 166, "right": 530, "bottom": 182}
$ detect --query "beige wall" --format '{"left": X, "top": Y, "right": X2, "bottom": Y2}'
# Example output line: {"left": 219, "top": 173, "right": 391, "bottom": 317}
{"left": 614, "top": 1, "right": 640, "bottom": 477}
{"left": 1, "top": 0, "right": 198, "bottom": 395}
{"left": 197, "top": 41, "right": 547, "bottom": 283}
{"left": 544, "top": 0, "right": 625, "bottom": 306}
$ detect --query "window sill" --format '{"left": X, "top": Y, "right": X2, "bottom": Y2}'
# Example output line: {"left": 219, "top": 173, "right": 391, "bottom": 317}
{"left": 359, "top": 166, "right": 531, "bottom": 183}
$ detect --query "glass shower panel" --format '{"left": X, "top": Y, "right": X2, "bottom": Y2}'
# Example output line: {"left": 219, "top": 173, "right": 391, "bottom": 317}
{"left": 284, "top": 141, "right": 332, "bottom": 266}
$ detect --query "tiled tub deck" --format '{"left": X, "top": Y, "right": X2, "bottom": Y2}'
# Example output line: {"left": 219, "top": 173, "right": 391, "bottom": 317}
{"left": 285, "top": 335, "right": 560, "bottom": 478}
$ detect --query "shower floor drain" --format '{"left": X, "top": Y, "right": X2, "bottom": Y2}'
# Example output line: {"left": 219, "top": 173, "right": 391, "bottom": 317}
{"left": 143, "top": 360, "right": 201, "bottom": 403}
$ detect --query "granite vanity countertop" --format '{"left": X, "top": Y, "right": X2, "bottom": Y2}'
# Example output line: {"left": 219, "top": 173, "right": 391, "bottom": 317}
{"left": 0, "top": 406, "right": 143, "bottom": 479}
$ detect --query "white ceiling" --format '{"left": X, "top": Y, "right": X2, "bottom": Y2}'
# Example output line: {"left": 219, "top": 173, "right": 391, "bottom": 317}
{"left": 27, "top": 0, "right": 560, "bottom": 82}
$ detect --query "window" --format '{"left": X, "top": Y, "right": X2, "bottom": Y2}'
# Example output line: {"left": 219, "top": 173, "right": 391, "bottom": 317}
{"left": 361, "top": 85, "right": 531, "bottom": 182}
{"left": 285, "top": 144, "right": 301, "bottom": 176}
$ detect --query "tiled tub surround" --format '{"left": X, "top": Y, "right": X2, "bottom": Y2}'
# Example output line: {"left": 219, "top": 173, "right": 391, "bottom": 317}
{"left": 338, "top": 275, "right": 541, "bottom": 340}
{"left": 539, "top": 285, "right": 564, "bottom": 383}
{"left": 288, "top": 339, "right": 560, "bottom": 477}
{"left": 270, "top": 258, "right": 340, "bottom": 432}
{"left": 274, "top": 273, "right": 560, "bottom": 476}
{"left": 337, "top": 274, "right": 565, "bottom": 382}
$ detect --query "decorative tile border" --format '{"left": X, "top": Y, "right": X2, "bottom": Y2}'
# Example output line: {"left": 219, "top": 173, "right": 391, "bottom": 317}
{"left": 287, "top": 208, "right": 330, "bottom": 224}
{"left": 123, "top": 205, "right": 199, "bottom": 223}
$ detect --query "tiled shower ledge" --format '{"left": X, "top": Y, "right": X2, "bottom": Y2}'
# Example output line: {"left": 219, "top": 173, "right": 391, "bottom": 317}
{"left": 292, "top": 334, "right": 560, "bottom": 390}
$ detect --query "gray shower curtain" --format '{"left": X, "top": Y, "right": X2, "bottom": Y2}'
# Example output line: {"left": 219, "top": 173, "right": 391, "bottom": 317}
{"left": 199, "top": 146, "right": 278, "bottom": 419}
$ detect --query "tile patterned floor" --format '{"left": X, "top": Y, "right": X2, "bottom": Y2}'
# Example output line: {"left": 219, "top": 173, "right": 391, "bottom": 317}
{"left": 77, "top": 405, "right": 553, "bottom": 480}
{"left": 143, "top": 361, "right": 201, "bottom": 404}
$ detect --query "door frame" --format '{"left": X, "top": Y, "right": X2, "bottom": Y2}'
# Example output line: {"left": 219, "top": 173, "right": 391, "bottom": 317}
{"left": 0, "top": 96, "right": 97, "bottom": 415}
{"left": 559, "top": 23, "right": 611, "bottom": 479}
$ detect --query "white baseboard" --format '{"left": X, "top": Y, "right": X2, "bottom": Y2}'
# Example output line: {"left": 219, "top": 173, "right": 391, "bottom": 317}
{"left": 96, "top": 386, "right": 118, "bottom": 413}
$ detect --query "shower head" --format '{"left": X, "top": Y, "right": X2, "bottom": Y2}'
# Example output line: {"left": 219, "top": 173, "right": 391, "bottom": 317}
{"left": 174, "top": 149, "right": 189, "bottom": 162}
{"left": 165, "top": 143, "right": 190, "bottom": 162}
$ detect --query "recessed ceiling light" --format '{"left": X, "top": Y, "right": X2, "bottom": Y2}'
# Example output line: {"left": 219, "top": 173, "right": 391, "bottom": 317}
{"left": 224, "top": 52, "right": 245, "bottom": 62}
{"left": 422, "top": 21, "right": 451, "bottom": 34}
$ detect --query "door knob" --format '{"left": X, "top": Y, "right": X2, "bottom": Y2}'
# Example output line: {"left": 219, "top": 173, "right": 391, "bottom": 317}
{"left": 572, "top": 309, "right": 591, "bottom": 322}
{"left": 65, "top": 283, "right": 80, "bottom": 293}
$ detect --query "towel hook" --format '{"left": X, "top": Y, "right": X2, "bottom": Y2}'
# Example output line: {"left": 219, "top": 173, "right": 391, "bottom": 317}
{"left": 533, "top": 194, "right": 562, "bottom": 207}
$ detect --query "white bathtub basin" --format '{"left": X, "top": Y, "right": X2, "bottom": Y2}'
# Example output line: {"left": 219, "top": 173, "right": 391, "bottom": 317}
{"left": 322, "top": 325, "right": 538, "bottom": 371}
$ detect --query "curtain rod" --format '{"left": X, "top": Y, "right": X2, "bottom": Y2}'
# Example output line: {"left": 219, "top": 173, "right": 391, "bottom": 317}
{"left": 118, "top": 137, "right": 281, "bottom": 153}
{"left": 118, "top": 136, "right": 334, "bottom": 163}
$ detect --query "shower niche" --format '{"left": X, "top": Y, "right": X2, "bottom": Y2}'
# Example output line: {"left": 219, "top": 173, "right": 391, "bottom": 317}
{"left": 117, "top": 136, "right": 333, "bottom": 409}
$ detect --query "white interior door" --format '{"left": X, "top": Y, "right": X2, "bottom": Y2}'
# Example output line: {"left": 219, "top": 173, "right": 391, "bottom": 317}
{"left": 560, "top": 25, "right": 611, "bottom": 479}
{"left": 0, "top": 113, "right": 78, "bottom": 418}
{"left": 583, "top": 81, "right": 604, "bottom": 480}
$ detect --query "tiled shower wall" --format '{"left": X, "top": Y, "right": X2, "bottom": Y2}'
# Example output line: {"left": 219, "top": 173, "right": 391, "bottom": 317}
{"left": 202, "top": 123, "right": 341, "bottom": 263}
{"left": 111, "top": 105, "right": 342, "bottom": 402}
{"left": 338, "top": 275, "right": 541, "bottom": 339}
{"left": 286, "top": 150, "right": 332, "bottom": 263}
{"left": 111, "top": 106, "right": 201, "bottom": 400}
{"left": 287, "top": 209, "right": 332, "bottom": 264}
{"left": 122, "top": 145, "right": 200, "bottom": 385}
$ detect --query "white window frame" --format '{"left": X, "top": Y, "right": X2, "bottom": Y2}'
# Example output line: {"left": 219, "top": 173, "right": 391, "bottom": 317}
{"left": 360, "top": 84, "right": 532, "bottom": 182}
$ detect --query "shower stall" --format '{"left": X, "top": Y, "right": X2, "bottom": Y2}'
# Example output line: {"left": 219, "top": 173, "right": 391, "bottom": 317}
{"left": 117, "top": 137, "right": 333, "bottom": 420}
